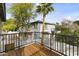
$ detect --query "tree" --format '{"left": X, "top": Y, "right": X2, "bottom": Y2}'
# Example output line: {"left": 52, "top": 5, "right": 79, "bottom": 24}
{"left": 9, "top": 3, "right": 36, "bottom": 32}
{"left": 36, "top": 3, "right": 54, "bottom": 44}
{"left": 55, "top": 23, "right": 61, "bottom": 31}
{"left": 2, "top": 18, "right": 17, "bottom": 32}
{"left": 74, "top": 20, "right": 79, "bottom": 25}
{"left": 55, "top": 20, "right": 79, "bottom": 35}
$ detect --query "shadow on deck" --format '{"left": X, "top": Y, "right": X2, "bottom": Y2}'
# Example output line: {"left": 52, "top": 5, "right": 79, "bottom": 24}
{"left": 3, "top": 43, "right": 61, "bottom": 56}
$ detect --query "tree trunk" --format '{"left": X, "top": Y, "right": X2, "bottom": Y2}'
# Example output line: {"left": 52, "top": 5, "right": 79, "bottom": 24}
{"left": 41, "top": 16, "right": 45, "bottom": 45}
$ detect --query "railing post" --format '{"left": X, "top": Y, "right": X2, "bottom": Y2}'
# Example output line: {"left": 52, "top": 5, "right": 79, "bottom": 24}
{"left": 77, "top": 37, "right": 79, "bottom": 56}
{"left": 73, "top": 36, "right": 74, "bottom": 56}
{"left": 2, "top": 35, "right": 4, "bottom": 52}
{"left": 50, "top": 33, "right": 52, "bottom": 50}
{"left": 33, "top": 32, "right": 36, "bottom": 44}
{"left": 50, "top": 31, "right": 54, "bottom": 50}
{"left": 41, "top": 32, "right": 44, "bottom": 45}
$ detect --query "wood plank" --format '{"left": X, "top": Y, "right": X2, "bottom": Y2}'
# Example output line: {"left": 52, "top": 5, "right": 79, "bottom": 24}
{"left": 5, "top": 43, "right": 60, "bottom": 56}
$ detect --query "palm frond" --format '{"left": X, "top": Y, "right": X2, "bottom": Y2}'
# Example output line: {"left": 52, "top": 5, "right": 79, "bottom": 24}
{"left": 36, "top": 3, "right": 54, "bottom": 16}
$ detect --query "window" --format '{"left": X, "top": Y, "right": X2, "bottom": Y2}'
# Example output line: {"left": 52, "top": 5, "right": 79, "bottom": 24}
{"left": 34, "top": 23, "right": 38, "bottom": 29}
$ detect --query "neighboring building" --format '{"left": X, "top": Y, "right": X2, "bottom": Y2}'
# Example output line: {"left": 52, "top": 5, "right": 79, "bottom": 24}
{"left": 16, "top": 20, "right": 55, "bottom": 40}
{"left": 31, "top": 20, "right": 55, "bottom": 33}
{"left": 30, "top": 20, "right": 55, "bottom": 40}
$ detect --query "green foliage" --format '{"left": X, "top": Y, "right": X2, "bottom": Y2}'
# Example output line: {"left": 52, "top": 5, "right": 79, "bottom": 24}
{"left": 55, "top": 23, "right": 61, "bottom": 31}
{"left": 74, "top": 20, "right": 79, "bottom": 25}
{"left": 73, "top": 30, "right": 79, "bottom": 36}
{"left": 61, "top": 28, "right": 72, "bottom": 35}
{"left": 36, "top": 3, "right": 54, "bottom": 17}
{"left": 36, "top": 3, "right": 54, "bottom": 32}
{"left": 2, "top": 18, "right": 17, "bottom": 31}
{"left": 9, "top": 3, "right": 36, "bottom": 31}
{"left": 73, "top": 21, "right": 79, "bottom": 36}
{"left": 55, "top": 34, "right": 79, "bottom": 46}
{"left": 55, "top": 23, "right": 79, "bottom": 46}
{"left": 36, "top": 3, "right": 54, "bottom": 42}
{"left": 55, "top": 24, "right": 74, "bottom": 35}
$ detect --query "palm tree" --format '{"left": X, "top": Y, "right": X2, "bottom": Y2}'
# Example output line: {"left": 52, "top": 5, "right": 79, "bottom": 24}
{"left": 36, "top": 3, "right": 54, "bottom": 44}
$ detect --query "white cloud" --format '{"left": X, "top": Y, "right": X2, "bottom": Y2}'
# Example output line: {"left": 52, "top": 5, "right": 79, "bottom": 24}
{"left": 63, "top": 16, "right": 79, "bottom": 22}
{"left": 35, "top": 3, "right": 40, "bottom": 6}
{"left": 75, "top": 18, "right": 79, "bottom": 21}
{"left": 67, "top": 16, "right": 72, "bottom": 20}
{"left": 63, "top": 16, "right": 75, "bottom": 21}
{"left": 64, "top": 16, "right": 72, "bottom": 20}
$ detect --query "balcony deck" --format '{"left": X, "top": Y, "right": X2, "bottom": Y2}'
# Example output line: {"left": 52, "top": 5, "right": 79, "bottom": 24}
{"left": 4, "top": 43, "right": 61, "bottom": 56}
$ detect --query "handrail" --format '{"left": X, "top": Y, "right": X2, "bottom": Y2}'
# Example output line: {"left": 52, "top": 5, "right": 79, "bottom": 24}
{"left": 0, "top": 32, "right": 33, "bottom": 53}
{"left": 0, "top": 32, "right": 79, "bottom": 56}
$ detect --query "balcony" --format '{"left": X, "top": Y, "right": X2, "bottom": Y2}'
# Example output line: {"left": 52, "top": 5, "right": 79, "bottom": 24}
{"left": 3, "top": 43, "right": 60, "bottom": 56}
{"left": 0, "top": 32, "right": 79, "bottom": 56}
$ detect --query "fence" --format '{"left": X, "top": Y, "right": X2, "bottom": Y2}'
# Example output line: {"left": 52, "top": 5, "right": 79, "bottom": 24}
{"left": 0, "top": 32, "right": 33, "bottom": 53}
{"left": 34, "top": 32, "right": 79, "bottom": 56}
{"left": 50, "top": 33, "right": 79, "bottom": 56}
{"left": 0, "top": 32, "right": 79, "bottom": 56}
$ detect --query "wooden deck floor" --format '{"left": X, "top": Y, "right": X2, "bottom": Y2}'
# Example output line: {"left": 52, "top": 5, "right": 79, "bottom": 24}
{"left": 4, "top": 43, "right": 60, "bottom": 56}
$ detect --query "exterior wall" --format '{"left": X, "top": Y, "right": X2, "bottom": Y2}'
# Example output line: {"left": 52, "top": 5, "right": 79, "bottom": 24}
{"left": 38, "top": 23, "right": 55, "bottom": 33}
{"left": 31, "top": 22, "right": 55, "bottom": 41}
{"left": 31, "top": 23, "right": 55, "bottom": 33}
{"left": 31, "top": 23, "right": 39, "bottom": 32}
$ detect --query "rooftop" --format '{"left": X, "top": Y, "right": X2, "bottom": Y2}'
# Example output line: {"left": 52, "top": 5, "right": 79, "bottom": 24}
{"left": 31, "top": 20, "right": 55, "bottom": 25}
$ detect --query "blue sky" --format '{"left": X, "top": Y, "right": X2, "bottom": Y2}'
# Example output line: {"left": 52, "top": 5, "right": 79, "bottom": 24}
{"left": 6, "top": 3, "right": 79, "bottom": 23}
